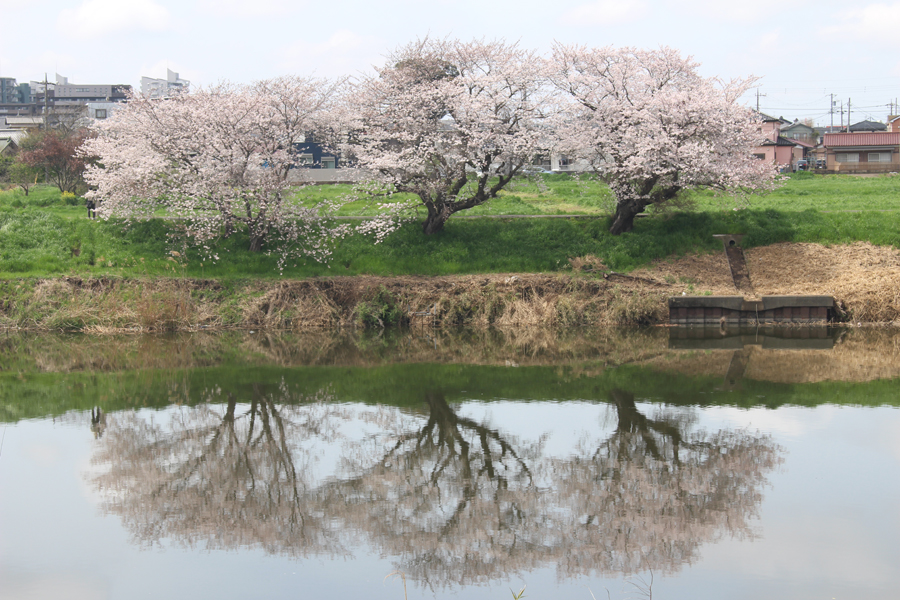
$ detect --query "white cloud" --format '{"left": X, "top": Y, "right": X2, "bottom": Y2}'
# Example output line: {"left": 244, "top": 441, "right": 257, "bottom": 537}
{"left": 559, "top": 0, "right": 648, "bottom": 26}
{"left": 197, "top": 0, "right": 299, "bottom": 18}
{"left": 695, "top": 0, "right": 784, "bottom": 22}
{"left": 824, "top": 3, "right": 900, "bottom": 46}
{"left": 57, "top": 0, "right": 172, "bottom": 38}
{"left": 278, "top": 30, "right": 386, "bottom": 78}
{"left": 0, "top": 0, "right": 37, "bottom": 10}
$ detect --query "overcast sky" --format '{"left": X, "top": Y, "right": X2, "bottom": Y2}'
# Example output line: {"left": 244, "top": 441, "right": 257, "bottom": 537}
{"left": 1, "top": 0, "right": 899, "bottom": 126}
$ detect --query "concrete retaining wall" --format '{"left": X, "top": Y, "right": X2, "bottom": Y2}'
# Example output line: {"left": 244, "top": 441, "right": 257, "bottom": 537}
{"left": 669, "top": 296, "right": 834, "bottom": 325}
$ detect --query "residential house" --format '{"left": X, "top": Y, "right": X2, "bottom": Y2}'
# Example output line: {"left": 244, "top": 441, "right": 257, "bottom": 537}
{"left": 0, "top": 128, "right": 27, "bottom": 156}
{"left": 887, "top": 116, "right": 899, "bottom": 133}
{"left": 4, "top": 116, "right": 43, "bottom": 130}
{"left": 780, "top": 120, "right": 817, "bottom": 144}
{"left": 822, "top": 132, "right": 900, "bottom": 173}
{"left": 752, "top": 112, "right": 803, "bottom": 171}
{"left": 849, "top": 120, "right": 887, "bottom": 133}
{"left": 285, "top": 135, "right": 368, "bottom": 184}
{"left": 0, "top": 138, "right": 15, "bottom": 156}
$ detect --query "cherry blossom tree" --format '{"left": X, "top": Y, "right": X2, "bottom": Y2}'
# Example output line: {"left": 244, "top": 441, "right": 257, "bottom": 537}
{"left": 348, "top": 38, "right": 551, "bottom": 235}
{"left": 549, "top": 45, "right": 780, "bottom": 235}
{"left": 81, "top": 77, "right": 349, "bottom": 264}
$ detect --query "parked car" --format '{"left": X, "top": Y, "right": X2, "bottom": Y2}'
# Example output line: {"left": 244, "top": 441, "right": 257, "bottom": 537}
{"left": 520, "top": 166, "right": 553, "bottom": 175}
{"left": 794, "top": 160, "right": 808, "bottom": 172}
{"left": 816, "top": 159, "right": 826, "bottom": 169}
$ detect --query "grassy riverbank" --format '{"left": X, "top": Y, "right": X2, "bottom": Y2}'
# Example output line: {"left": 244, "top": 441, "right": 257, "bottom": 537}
{"left": 2, "top": 174, "right": 899, "bottom": 279}
{"left": 1, "top": 174, "right": 898, "bottom": 329}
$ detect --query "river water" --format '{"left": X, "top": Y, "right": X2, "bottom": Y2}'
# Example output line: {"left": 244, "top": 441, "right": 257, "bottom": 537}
{"left": 1, "top": 327, "right": 898, "bottom": 600}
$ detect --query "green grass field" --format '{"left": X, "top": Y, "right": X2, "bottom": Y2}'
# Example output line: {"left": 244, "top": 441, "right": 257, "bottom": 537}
{"left": 1, "top": 173, "right": 898, "bottom": 279}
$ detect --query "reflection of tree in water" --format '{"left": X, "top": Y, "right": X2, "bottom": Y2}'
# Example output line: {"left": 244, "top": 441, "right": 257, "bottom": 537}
{"left": 328, "top": 390, "right": 781, "bottom": 585}
{"left": 92, "top": 382, "right": 350, "bottom": 558}
{"left": 542, "top": 390, "right": 777, "bottom": 577}
{"left": 326, "top": 391, "right": 544, "bottom": 587}
{"left": 91, "top": 386, "right": 781, "bottom": 587}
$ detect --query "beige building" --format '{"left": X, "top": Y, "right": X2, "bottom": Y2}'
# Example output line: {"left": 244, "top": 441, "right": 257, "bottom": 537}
{"left": 823, "top": 132, "right": 900, "bottom": 173}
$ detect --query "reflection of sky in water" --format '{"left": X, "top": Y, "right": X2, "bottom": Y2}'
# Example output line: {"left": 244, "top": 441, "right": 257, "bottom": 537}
{"left": 1, "top": 401, "right": 899, "bottom": 600}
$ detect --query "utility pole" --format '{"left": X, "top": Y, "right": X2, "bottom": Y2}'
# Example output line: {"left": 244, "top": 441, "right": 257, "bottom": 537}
{"left": 847, "top": 98, "right": 851, "bottom": 131}
{"left": 756, "top": 89, "right": 766, "bottom": 113}
{"left": 42, "top": 73, "right": 50, "bottom": 122}
{"left": 830, "top": 94, "right": 835, "bottom": 129}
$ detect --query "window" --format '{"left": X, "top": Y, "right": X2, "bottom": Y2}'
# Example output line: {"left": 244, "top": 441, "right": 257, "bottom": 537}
{"left": 868, "top": 152, "right": 891, "bottom": 163}
{"left": 835, "top": 153, "right": 859, "bottom": 163}
{"left": 95, "top": 109, "right": 107, "bottom": 119}
{"left": 532, "top": 154, "right": 551, "bottom": 168}
{"left": 321, "top": 158, "right": 335, "bottom": 169}
{"left": 298, "top": 154, "right": 314, "bottom": 165}
{"left": 753, "top": 153, "right": 766, "bottom": 160}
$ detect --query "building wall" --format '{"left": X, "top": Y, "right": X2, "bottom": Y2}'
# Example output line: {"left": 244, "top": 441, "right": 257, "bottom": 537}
{"left": 774, "top": 146, "right": 793, "bottom": 165}
{"left": 826, "top": 150, "right": 899, "bottom": 172}
{"left": 140, "top": 70, "right": 189, "bottom": 99}
{"left": 292, "top": 142, "right": 339, "bottom": 169}
{"left": 759, "top": 120, "right": 780, "bottom": 140}
{"left": 54, "top": 84, "right": 129, "bottom": 103}
{"left": 752, "top": 145, "right": 793, "bottom": 165}
{"left": 0, "top": 78, "right": 19, "bottom": 104}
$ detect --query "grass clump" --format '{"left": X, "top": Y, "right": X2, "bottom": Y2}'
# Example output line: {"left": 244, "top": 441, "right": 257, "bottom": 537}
{"left": 354, "top": 286, "right": 405, "bottom": 328}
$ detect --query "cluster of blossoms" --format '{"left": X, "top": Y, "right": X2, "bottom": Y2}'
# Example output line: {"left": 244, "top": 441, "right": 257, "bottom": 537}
{"left": 548, "top": 44, "right": 779, "bottom": 233}
{"left": 81, "top": 76, "right": 350, "bottom": 267}
{"left": 81, "top": 39, "right": 780, "bottom": 266}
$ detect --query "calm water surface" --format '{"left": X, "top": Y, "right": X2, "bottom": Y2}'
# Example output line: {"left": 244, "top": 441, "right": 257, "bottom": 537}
{"left": 1, "top": 328, "right": 898, "bottom": 600}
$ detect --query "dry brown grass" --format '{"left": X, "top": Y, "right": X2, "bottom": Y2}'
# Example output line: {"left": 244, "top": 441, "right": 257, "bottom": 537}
{"left": 5, "top": 243, "right": 898, "bottom": 332}
{"left": 632, "top": 242, "right": 900, "bottom": 324}
{"left": 24, "top": 278, "right": 203, "bottom": 332}
{"left": 746, "top": 242, "right": 900, "bottom": 323}
{"left": 233, "top": 274, "right": 641, "bottom": 330}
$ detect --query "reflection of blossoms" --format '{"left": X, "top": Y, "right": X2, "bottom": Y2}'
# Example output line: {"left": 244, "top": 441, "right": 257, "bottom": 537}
{"left": 329, "top": 391, "right": 781, "bottom": 585}
{"left": 92, "top": 382, "right": 350, "bottom": 557}
{"left": 91, "top": 387, "right": 781, "bottom": 588}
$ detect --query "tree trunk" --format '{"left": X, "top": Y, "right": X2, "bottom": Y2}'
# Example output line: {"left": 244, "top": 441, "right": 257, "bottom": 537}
{"left": 248, "top": 234, "right": 264, "bottom": 252}
{"left": 422, "top": 203, "right": 452, "bottom": 235}
{"left": 609, "top": 198, "right": 647, "bottom": 235}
